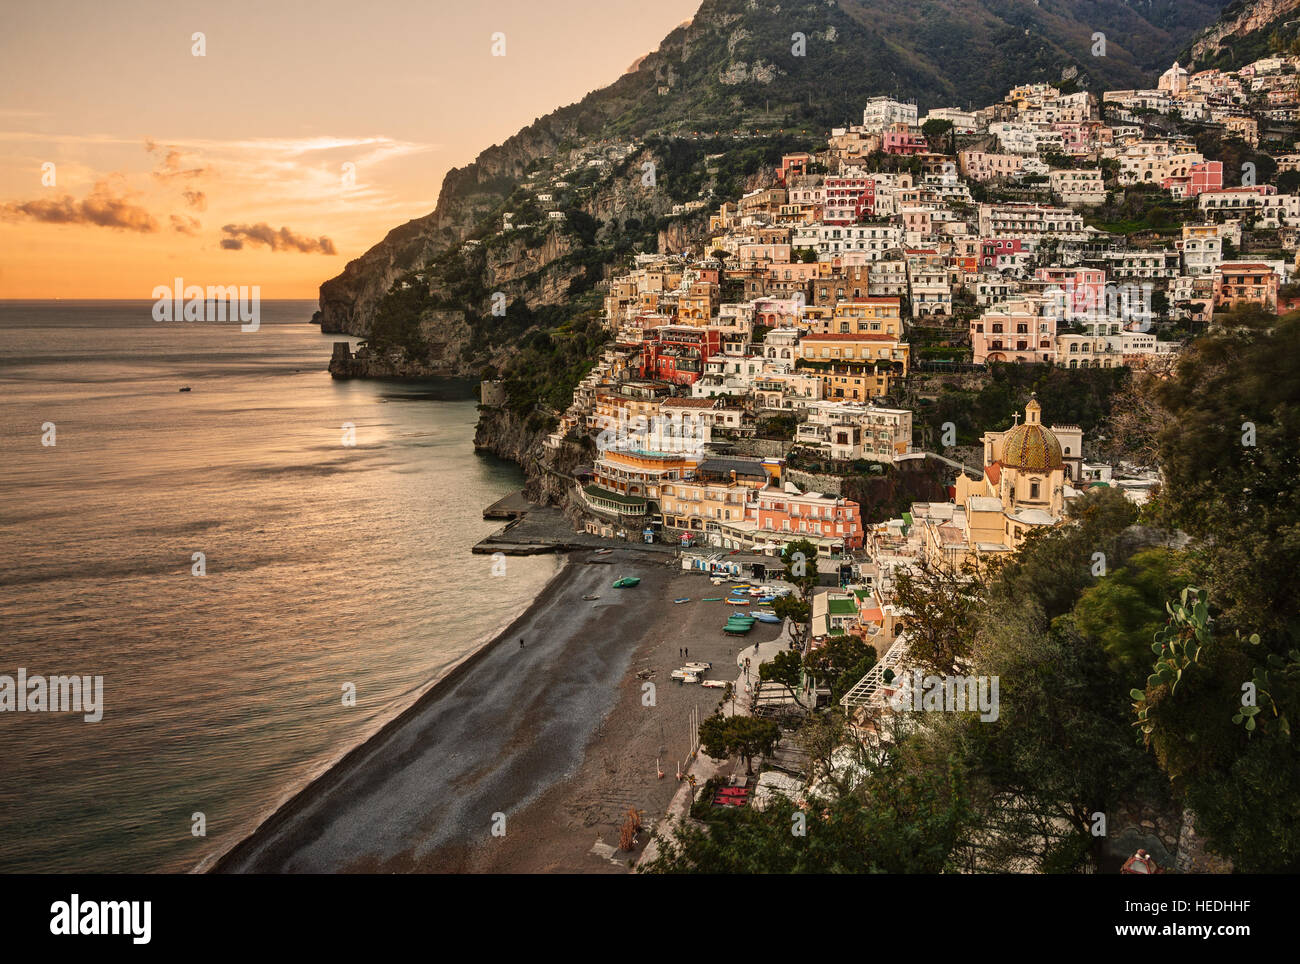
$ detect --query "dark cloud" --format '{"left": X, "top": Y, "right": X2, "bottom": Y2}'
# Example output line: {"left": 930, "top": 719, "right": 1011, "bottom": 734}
{"left": 220, "top": 238, "right": 243, "bottom": 250}
{"left": 170, "top": 214, "right": 202, "bottom": 236}
{"left": 1, "top": 181, "right": 158, "bottom": 232}
{"left": 182, "top": 189, "right": 207, "bottom": 211}
{"left": 220, "top": 222, "right": 336, "bottom": 255}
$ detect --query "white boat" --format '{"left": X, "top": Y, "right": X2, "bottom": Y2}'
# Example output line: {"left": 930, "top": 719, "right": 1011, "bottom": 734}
{"left": 701, "top": 680, "right": 727, "bottom": 689}
{"left": 670, "top": 669, "right": 700, "bottom": 683}
{"left": 684, "top": 660, "right": 712, "bottom": 671}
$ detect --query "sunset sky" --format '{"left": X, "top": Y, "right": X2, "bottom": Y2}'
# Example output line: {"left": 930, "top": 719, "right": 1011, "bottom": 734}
{"left": 0, "top": 0, "right": 699, "bottom": 299}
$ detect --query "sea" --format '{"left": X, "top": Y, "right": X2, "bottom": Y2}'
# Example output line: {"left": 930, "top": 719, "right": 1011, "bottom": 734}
{"left": 0, "top": 300, "right": 558, "bottom": 873}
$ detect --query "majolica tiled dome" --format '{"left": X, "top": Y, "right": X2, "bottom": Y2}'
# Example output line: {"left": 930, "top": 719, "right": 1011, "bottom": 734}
{"left": 1001, "top": 397, "right": 1063, "bottom": 471}
{"left": 1001, "top": 423, "right": 1064, "bottom": 471}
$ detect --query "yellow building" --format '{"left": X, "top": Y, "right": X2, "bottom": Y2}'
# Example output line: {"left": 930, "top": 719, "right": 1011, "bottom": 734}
{"left": 954, "top": 396, "right": 1070, "bottom": 553}
{"left": 797, "top": 327, "right": 910, "bottom": 401}
{"left": 816, "top": 297, "right": 905, "bottom": 336}
{"left": 659, "top": 457, "right": 778, "bottom": 542}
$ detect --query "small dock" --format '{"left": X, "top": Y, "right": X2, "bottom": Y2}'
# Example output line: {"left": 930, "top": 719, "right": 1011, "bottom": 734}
{"left": 483, "top": 490, "right": 532, "bottom": 521}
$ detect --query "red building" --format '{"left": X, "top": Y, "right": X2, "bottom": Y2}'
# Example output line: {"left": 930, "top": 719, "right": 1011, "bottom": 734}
{"left": 824, "top": 175, "right": 876, "bottom": 224}
{"left": 747, "top": 485, "right": 864, "bottom": 551}
{"left": 638, "top": 325, "right": 721, "bottom": 385}
{"left": 778, "top": 153, "right": 813, "bottom": 186}
{"left": 980, "top": 237, "right": 1024, "bottom": 269}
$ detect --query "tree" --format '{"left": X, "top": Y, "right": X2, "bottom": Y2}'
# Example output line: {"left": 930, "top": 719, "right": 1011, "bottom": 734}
{"left": 833, "top": 651, "right": 879, "bottom": 704}
{"left": 921, "top": 118, "right": 955, "bottom": 155}
{"left": 1132, "top": 588, "right": 1300, "bottom": 872}
{"left": 759, "top": 649, "right": 806, "bottom": 705}
{"left": 771, "top": 593, "right": 810, "bottom": 626}
{"left": 642, "top": 724, "right": 971, "bottom": 873}
{"left": 794, "top": 710, "right": 850, "bottom": 791}
{"left": 804, "top": 633, "right": 875, "bottom": 702}
{"left": 960, "top": 607, "right": 1165, "bottom": 871}
{"left": 893, "top": 559, "right": 984, "bottom": 675}
{"left": 988, "top": 486, "right": 1139, "bottom": 623}
{"left": 781, "top": 539, "right": 820, "bottom": 599}
{"left": 1147, "top": 311, "right": 1300, "bottom": 646}
{"left": 698, "top": 714, "right": 781, "bottom": 775}
{"left": 1071, "top": 547, "right": 1189, "bottom": 687}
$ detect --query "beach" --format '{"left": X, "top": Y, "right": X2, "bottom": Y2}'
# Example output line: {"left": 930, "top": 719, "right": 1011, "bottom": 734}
{"left": 213, "top": 548, "right": 785, "bottom": 873}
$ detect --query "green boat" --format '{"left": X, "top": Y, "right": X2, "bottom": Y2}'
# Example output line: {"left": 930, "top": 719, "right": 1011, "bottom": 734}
{"left": 613, "top": 576, "right": 641, "bottom": 588}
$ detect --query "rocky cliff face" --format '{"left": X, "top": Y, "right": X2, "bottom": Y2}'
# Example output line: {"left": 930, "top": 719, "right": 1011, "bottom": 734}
{"left": 473, "top": 406, "right": 588, "bottom": 510}
{"left": 318, "top": 119, "right": 583, "bottom": 336}
{"left": 1187, "top": 0, "right": 1300, "bottom": 65}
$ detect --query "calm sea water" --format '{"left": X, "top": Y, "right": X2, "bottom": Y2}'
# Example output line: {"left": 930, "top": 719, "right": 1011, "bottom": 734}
{"left": 0, "top": 300, "right": 557, "bottom": 873}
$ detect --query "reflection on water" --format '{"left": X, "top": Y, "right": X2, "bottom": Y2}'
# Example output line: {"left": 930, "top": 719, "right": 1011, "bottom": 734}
{"left": 0, "top": 301, "right": 556, "bottom": 872}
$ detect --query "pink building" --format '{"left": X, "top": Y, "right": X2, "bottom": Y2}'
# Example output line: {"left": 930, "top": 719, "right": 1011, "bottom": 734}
{"left": 1034, "top": 267, "right": 1106, "bottom": 320}
{"left": 971, "top": 304, "right": 1056, "bottom": 364}
{"left": 882, "top": 125, "right": 930, "bottom": 156}
{"left": 1164, "top": 161, "right": 1222, "bottom": 198}
{"left": 960, "top": 151, "right": 1024, "bottom": 181}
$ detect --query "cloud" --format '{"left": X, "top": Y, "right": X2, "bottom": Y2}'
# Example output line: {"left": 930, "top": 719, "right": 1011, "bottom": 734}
{"left": 170, "top": 214, "right": 201, "bottom": 236}
{"left": 146, "top": 140, "right": 212, "bottom": 180}
{"left": 182, "top": 189, "right": 207, "bottom": 210}
{"left": 220, "top": 222, "right": 336, "bottom": 254}
{"left": 0, "top": 180, "right": 158, "bottom": 232}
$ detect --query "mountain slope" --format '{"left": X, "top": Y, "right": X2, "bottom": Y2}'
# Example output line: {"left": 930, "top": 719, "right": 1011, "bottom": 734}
{"left": 317, "top": 0, "right": 1223, "bottom": 344}
{"left": 1183, "top": 0, "right": 1300, "bottom": 69}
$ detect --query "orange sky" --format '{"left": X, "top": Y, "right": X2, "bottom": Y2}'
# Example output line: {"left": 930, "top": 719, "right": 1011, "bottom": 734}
{"left": 0, "top": 0, "right": 700, "bottom": 299}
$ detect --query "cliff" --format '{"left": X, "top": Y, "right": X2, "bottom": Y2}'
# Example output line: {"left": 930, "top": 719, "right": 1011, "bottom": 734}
{"left": 1185, "top": 0, "right": 1300, "bottom": 67}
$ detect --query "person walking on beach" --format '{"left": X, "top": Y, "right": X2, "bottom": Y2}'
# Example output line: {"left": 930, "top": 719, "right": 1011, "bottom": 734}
{"left": 520, "top": 637, "right": 525, "bottom": 649}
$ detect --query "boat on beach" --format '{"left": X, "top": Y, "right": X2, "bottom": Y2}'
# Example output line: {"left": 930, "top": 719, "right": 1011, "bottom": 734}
{"left": 673, "top": 597, "right": 690, "bottom": 604}
{"left": 582, "top": 594, "right": 600, "bottom": 601}
{"left": 750, "top": 611, "right": 781, "bottom": 623}
{"left": 612, "top": 576, "right": 641, "bottom": 588}
{"left": 725, "top": 597, "right": 749, "bottom": 605}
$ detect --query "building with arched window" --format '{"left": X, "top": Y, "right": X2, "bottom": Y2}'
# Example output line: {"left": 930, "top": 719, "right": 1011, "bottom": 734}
{"left": 952, "top": 396, "right": 1082, "bottom": 554}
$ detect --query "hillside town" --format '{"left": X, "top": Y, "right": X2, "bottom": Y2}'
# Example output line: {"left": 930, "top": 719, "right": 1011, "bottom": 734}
{"left": 484, "top": 58, "right": 1300, "bottom": 719}
{"left": 450, "top": 44, "right": 1300, "bottom": 878}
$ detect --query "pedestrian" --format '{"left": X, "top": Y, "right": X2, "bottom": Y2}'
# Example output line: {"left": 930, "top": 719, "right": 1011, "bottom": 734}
{"left": 684, "top": 647, "right": 688, "bottom": 657}
{"left": 520, "top": 637, "right": 525, "bottom": 649}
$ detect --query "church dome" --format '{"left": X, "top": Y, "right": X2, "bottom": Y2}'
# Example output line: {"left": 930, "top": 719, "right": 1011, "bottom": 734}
{"left": 1001, "top": 397, "right": 1064, "bottom": 472}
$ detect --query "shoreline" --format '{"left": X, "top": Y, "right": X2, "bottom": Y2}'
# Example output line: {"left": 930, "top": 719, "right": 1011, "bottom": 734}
{"left": 209, "top": 544, "right": 784, "bottom": 873}
{"left": 203, "top": 551, "right": 571, "bottom": 874}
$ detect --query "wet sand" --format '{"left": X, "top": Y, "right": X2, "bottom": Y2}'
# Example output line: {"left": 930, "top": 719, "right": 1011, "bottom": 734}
{"left": 213, "top": 550, "right": 783, "bottom": 873}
